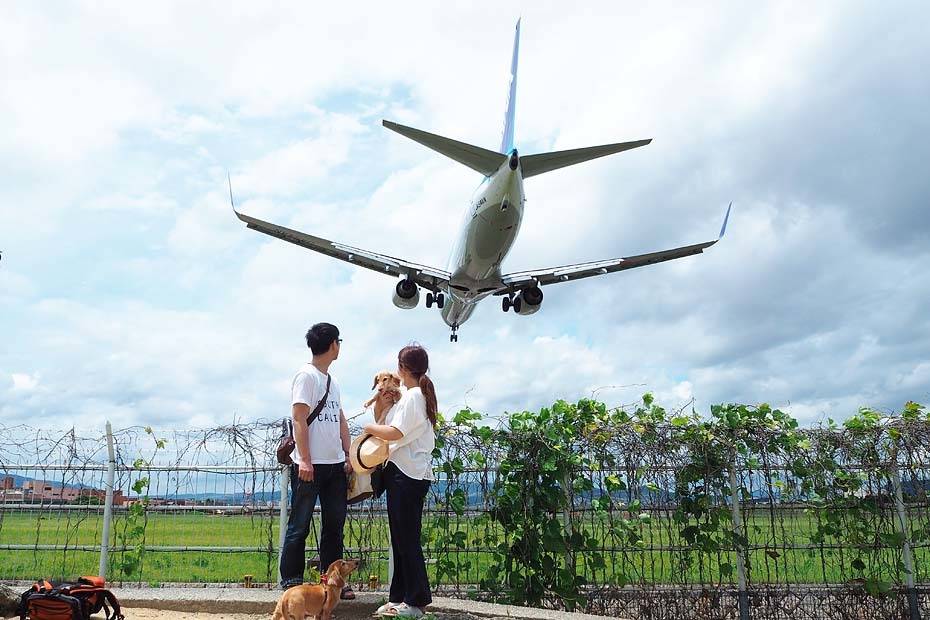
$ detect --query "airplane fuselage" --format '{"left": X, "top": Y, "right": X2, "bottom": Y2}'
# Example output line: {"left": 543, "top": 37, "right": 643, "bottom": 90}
{"left": 441, "top": 152, "right": 525, "bottom": 328}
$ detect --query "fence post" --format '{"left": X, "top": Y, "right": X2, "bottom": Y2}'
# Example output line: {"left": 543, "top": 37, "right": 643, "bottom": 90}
{"left": 729, "top": 465, "right": 750, "bottom": 620}
{"left": 278, "top": 465, "right": 289, "bottom": 585}
{"left": 891, "top": 463, "right": 920, "bottom": 620}
{"left": 99, "top": 421, "right": 116, "bottom": 578}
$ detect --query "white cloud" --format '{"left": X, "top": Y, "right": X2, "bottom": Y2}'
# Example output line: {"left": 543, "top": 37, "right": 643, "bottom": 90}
{"left": 2, "top": 2, "right": 929, "bottom": 433}
{"left": 11, "top": 373, "right": 39, "bottom": 392}
{"left": 86, "top": 192, "right": 179, "bottom": 215}
{"left": 0, "top": 267, "right": 36, "bottom": 302}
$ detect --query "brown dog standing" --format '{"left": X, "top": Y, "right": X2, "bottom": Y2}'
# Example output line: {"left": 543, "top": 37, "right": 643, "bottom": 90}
{"left": 272, "top": 559, "right": 358, "bottom": 620}
{"left": 363, "top": 371, "right": 402, "bottom": 422}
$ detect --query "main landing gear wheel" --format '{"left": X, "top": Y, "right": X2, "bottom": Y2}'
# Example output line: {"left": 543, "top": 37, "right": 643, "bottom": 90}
{"left": 426, "top": 292, "right": 446, "bottom": 309}
{"left": 503, "top": 295, "right": 522, "bottom": 312}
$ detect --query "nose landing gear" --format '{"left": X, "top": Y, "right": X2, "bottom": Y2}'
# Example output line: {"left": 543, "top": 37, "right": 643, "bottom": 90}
{"left": 449, "top": 325, "right": 459, "bottom": 343}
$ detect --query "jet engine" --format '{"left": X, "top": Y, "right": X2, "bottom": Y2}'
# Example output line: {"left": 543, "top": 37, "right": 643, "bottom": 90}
{"left": 392, "top": 278, "right": 420, "bottom": 309}
{"left": 514, "top": 286, "right": 543, "bottom": 315}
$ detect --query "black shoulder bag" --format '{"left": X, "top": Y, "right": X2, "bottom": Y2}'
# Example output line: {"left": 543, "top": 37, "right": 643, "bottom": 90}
{"left": 276, "top": 374, "right": 331, "bottom": 465}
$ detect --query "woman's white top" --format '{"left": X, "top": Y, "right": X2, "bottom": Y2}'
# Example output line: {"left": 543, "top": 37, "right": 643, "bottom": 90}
{"left": 385, "top": 386, "right": 435, "bottom": 481}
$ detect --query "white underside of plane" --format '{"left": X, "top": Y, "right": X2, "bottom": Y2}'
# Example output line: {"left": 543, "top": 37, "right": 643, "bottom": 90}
{"left": 231, "top": 20, "right": 730, "bottom": 342}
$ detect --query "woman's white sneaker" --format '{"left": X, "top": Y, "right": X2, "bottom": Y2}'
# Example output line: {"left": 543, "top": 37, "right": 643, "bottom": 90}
{"left": 375, "top": 601, "right": 401, "bottom": 615}
{"left": 389, "top": 603, "right": 424, "bottom": 618}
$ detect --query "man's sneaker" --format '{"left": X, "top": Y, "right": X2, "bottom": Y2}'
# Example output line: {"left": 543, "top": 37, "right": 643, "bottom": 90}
{"left": 389, "top": 603, "right": 424, "bottom": 618}
{"left": 374, "top": 601, "right": 400, "bottom": 615}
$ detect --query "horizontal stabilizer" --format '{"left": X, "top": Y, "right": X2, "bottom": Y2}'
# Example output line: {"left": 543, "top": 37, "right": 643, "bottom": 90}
{"left": 383, "top": 120, "right": 507, "bottom": 176}
{"left": 520, "top": 139, "right": 651, "bottom": 178}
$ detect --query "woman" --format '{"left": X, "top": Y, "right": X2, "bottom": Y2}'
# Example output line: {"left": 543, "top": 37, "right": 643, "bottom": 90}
{"left": 364, "top": 344, "right": 437, "bottom": 618}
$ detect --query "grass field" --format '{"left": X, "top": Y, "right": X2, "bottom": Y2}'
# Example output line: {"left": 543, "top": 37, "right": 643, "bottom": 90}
{"left": 1, "top": 510, "right": 927, "bottom": 586}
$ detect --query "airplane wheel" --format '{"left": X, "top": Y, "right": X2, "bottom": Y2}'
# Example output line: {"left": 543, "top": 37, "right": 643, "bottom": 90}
{"left": 502, "top": 297, "right": 511, "bottom": 312}
{"left": 426, "top": 292, "right": 434, "bottom": 308}
{"left": 436, "top": 293, "right": 445, "bottom": 309}
{"left": 513, "top": 296, "right": 522, "bottom": 313}
{"left": 449, "top": 334, "right": 458, "bottom": 343}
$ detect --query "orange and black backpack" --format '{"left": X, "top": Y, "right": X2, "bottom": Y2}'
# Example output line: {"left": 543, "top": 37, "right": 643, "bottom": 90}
{"left": 19, "top": 576, "right": 124, "bottom": 620}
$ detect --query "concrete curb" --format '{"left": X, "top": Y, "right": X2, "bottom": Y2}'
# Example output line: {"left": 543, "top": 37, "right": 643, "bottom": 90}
{"left": 109, "top": 587, "right": 625, "bottom": 620}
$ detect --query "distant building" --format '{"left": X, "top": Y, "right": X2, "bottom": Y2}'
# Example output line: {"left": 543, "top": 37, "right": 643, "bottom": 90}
{"left": 0, "top": 489, "right": 25, "bottom": 503}
{"left": 20, "top": 481, "right": 124, "bottom": 505}
{"left": 1, "top": 477, "right": 14, "bottom": 490}
{"left": 22, "top": 480, "right": 81, "bottom": 502}
{"left": 77, "top": 488, "right": 126, "bottom": 505}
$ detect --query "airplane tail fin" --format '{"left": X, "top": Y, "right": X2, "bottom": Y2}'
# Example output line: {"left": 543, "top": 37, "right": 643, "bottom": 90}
{"left": 520, "top": 139, "right": 652, "bottom": 178}
{"left": 383, "top": 120, "right": 507, "bottom": 176}
{"left": 500, "top": 18, "right": 520, "bottom": 154}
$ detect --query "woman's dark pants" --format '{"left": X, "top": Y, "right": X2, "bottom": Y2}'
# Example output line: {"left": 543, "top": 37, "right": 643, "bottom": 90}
{"left": 385, "top": 461, "right": 432, "bottom": 607}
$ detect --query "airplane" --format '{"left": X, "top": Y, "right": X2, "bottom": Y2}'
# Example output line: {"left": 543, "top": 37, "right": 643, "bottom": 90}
{"left": 231, "top": 19, "right": 730, "bottom": 342}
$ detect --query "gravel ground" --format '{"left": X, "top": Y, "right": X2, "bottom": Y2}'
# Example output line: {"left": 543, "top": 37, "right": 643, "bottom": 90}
{"left": 3, "top": 586, "right": 627, "bottom": 620}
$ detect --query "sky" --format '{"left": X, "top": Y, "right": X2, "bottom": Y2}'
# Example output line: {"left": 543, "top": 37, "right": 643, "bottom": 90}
{"left": 1, "top": 2, "right": 928, "bottom": 432}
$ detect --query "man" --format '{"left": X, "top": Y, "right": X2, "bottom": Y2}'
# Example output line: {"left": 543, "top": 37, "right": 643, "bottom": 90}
{"left": 279, "top": 322, "right": 355, "bottom": 599}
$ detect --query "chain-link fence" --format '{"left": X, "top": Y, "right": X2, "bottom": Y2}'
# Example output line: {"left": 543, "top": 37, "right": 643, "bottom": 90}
{"left": 1, "top": 401, "right": 928, "bottom": 619}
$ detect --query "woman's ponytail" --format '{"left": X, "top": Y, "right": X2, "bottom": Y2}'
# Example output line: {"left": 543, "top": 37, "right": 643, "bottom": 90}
{"left": 418, "top": 374, "right": 438, "bottom": 427}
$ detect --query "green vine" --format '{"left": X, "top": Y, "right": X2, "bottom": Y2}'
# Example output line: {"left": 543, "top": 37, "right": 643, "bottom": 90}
{"left": 477, "top": 400, "right": 646, "bottom": 610}
{"left": 428, "top": 398, "right": 928, "bottom": 606}
{"left": 117, "top": 426, "right": 166, "bottom": 580}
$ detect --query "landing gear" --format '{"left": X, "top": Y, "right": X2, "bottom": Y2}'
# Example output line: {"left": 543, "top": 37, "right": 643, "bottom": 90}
{"left": 502, "top": 294, "right": 521, "bottom": 313}
{"left": 426, "top": 292, "right": 445, "bottom": 309}
{"left": 449, "top": 325, "right": 459, "bottom": 343}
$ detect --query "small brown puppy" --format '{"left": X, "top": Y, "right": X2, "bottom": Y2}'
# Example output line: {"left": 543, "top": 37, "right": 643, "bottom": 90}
{"left": 272, "top": 559, "right": 358, "bottom": 620}
{"left": 363, "top": 371, "right": 402, "bottom": 421}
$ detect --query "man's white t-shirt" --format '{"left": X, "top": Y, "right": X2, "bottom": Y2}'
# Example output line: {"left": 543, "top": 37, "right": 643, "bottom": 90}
{"left": 385, "top": 386, "right": 435, "bottom": 481}
{"left": 291, "top": 363, "right": 343, "bottom": 465}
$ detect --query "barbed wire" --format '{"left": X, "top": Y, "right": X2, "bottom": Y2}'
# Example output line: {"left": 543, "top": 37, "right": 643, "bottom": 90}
{"left": 2, "top": 405, "right": 929, "bottom": 619}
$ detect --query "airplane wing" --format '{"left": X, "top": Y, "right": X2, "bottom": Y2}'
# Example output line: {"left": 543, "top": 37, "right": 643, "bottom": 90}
{"left": 230, "top": 182, "right": 451, "bottom": 292}
{"left": 497, "top": 203, "right": 731, "bottom": 293}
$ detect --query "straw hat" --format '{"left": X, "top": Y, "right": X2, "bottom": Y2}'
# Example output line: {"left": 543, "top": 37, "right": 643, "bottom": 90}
{"left": 349, "top": 433, "right": 389, "bottom": 474}
{"left": 346, "top": 470, "right": 374, "bottom": 504}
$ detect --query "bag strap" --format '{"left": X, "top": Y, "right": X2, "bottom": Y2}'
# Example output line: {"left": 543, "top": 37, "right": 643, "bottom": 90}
{"left": 98, "top": 589, "right": 123, "bottom": 620}
{"left": 306, "top": 374, "right": 332, "bottom": 427}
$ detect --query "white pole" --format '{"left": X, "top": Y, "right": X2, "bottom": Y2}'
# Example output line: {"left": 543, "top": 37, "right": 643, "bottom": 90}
{"left": 729, "top": 466, "right": 750, "bottom": 620}
{"left": 99, "top": 421, "right": 116, "bottom": 578}
{"left": 891, "top": 463, "right": 919, "bottom": 620}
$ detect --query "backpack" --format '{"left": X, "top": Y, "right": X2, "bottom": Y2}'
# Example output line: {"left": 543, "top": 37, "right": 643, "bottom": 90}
{"left": 19, "top": 576, "right": 124, "bottom": 620}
